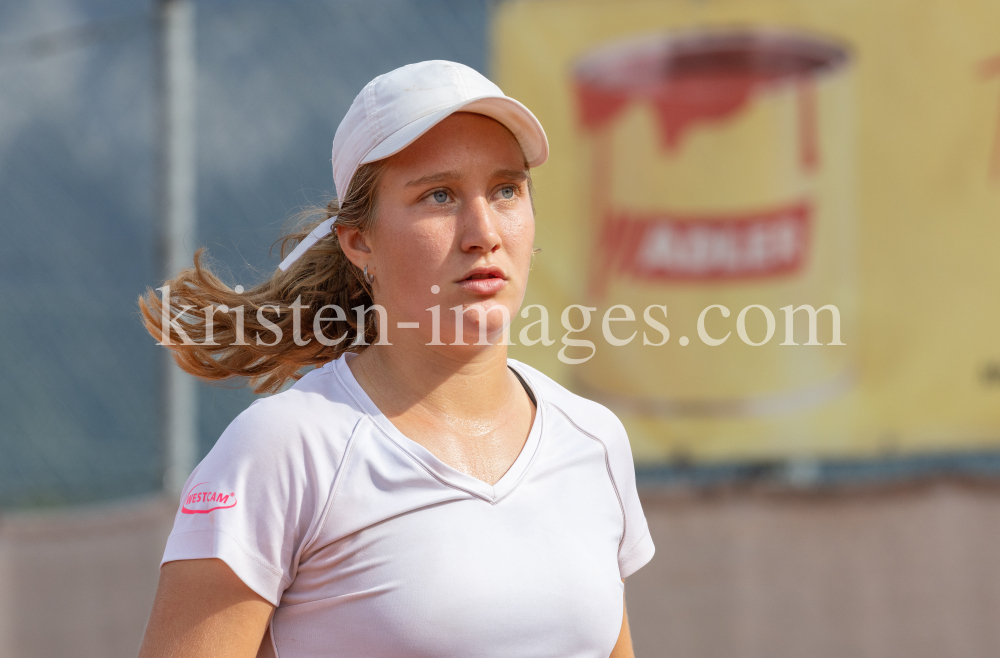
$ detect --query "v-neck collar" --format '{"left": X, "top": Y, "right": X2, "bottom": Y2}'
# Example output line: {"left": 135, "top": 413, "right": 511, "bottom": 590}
{"left": 331, "top": 353, "right": 543, "bottom": 504}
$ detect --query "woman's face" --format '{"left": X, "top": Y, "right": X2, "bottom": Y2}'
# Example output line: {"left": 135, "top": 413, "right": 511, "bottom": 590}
{"left": 343, "top": 111, "right": 535, "bottom": 348}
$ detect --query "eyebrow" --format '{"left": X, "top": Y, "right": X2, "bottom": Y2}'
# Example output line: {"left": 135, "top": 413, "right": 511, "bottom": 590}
{"left": 404, "top": 167, "right": 529, "bottom": 187}
{"left": 405, "top": 170, "right": 461, "bottom": 187}
{"left": 491, "top": 168, "right": 530, "bottom": 183}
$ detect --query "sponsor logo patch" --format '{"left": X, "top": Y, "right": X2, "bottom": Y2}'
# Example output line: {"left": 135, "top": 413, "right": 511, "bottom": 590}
{"left": 181, "top": 482, "right": 238, "bottom": 514}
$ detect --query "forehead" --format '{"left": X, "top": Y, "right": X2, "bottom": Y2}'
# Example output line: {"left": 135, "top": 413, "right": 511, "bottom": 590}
{"left": 383, "top": 112, "right": 527, "bottom": 176}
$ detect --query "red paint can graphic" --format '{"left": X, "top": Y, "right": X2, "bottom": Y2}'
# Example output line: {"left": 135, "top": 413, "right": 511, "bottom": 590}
{"left": 572, "top": 29, "right": 857, "bottom": 419}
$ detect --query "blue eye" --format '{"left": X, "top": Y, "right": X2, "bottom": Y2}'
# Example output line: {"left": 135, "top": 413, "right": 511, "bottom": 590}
{"left": 501, "top": 186, "right": 515, "bottom": 199}
{"left": 432, "top": 190, "right": 448, "bottom": 203}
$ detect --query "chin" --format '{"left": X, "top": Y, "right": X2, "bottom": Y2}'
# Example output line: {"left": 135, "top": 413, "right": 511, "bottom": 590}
{"left": 456, "top": 322, "right": 510, "bottom": 346}
{"left": 453, "top": 300, "right": 516, "bottom": 346}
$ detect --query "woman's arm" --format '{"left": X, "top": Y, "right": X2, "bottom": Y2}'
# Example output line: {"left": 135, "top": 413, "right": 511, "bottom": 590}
{"left": 609, "top": 585, "right": 636, "bottom": 658}
{"left": 138, "top": 558, "right": 275, "bottom": 658}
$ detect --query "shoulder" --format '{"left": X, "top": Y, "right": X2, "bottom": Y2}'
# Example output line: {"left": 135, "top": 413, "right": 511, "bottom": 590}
{"left": 210, "top": 361, "right": 365, "bottom": 468}
{"left": 507, "top": 358, "right": 628, "bottom": 446}
{"left": 182, "top": 361, "right": 367, "bottom": 523}
{"left": 168, "top": 364, "right": 364, "bottom": 603}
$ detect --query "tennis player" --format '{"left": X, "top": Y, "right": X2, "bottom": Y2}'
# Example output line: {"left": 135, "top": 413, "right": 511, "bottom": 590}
{"left": 137, "top": 59, "right": 654, "bottom": 658}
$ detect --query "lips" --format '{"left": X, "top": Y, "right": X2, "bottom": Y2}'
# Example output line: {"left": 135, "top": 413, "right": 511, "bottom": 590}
{"left": 459, "top": 265, "right": 506, "bottom": 282}
{"left": 456, "top": 265, "right": 507, "bottom": 294}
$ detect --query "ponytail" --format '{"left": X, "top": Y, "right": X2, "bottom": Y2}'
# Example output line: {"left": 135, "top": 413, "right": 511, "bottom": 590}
{"left": 137, "top": 160, "right": 389, "bottom": 394}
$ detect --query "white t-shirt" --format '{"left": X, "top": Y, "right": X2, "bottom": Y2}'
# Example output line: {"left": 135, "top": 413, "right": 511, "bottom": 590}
{"left": 163, "top": 353, "right": 655, "bottom": 658}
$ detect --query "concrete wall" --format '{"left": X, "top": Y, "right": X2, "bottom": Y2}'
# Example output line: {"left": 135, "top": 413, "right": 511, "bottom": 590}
{"left": 2, "top": 480, "right": 1000, "bottom": 657}
{"left": 0, "top": 497, "right": 174, "bottom": 658}
{"left": 627, "top": 479, "right": 1000, "bottom": 658}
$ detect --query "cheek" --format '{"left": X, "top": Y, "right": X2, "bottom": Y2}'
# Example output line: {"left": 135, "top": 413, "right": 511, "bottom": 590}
{"left": 499, "top": 212, "right": 536, "bottom": 268}
{"left": 386, "top": 229, "right": 449, "bottom": 264}
{"left": 374, "top": 220, "right": 455, "bottom": 291}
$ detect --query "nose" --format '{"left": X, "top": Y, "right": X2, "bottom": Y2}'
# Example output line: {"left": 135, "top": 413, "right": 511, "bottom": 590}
{"left": 459, "top": 195, "right": 501, "bottom": 254}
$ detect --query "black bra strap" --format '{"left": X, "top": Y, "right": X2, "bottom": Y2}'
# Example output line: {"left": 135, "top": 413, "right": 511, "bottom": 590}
{"left": 508, "top": 366, "right": 537, "bottom": 407}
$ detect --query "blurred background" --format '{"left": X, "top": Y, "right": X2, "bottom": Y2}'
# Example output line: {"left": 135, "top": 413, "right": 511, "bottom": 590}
{"left": 2, "top": 0, "right": 1000, "bottom": 656}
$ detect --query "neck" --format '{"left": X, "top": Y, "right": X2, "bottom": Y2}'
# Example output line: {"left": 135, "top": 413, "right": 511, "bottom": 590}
{"left": 348, "top": 334, "right": 515, "bottom": 422}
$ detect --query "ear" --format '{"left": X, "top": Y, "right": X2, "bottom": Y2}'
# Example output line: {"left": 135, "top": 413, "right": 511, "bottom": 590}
{"left": 336, "top": 225, "right": 372, "bottom": 271}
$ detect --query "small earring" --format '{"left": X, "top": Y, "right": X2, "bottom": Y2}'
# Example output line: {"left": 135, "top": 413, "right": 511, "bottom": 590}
{"left": 364, "top": 264, "right": 374, "bottom": 285}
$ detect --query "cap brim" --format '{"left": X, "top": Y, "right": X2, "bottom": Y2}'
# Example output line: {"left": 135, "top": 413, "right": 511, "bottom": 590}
{"left": 359, "top": 95, "right": 549, "bottom": 168}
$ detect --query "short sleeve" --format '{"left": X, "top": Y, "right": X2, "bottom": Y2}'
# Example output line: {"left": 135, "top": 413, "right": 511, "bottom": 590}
{"left": 605, "top": 417, "right": 655, "bottom": 579}
{"left": 161, "top": 395, "right": 338, "bottom": 605}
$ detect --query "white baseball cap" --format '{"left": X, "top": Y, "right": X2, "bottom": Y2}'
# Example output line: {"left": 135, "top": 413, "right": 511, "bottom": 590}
{"left": 278, "top": 59, "right": 549, "bottom": 271}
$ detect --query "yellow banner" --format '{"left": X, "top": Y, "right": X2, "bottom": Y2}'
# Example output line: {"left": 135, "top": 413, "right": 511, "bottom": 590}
{"left": 494, "top": 0, "right": 1000, "bottom": 465}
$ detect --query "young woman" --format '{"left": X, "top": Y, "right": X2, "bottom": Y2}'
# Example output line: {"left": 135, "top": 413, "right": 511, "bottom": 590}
{"left": 138, "top": 60, "right": 653, "bottom": 658}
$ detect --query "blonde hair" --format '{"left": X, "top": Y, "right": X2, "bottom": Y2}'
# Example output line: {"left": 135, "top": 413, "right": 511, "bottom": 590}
{"left": 138, "top": 160, "right": 390, "bottom": 394}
